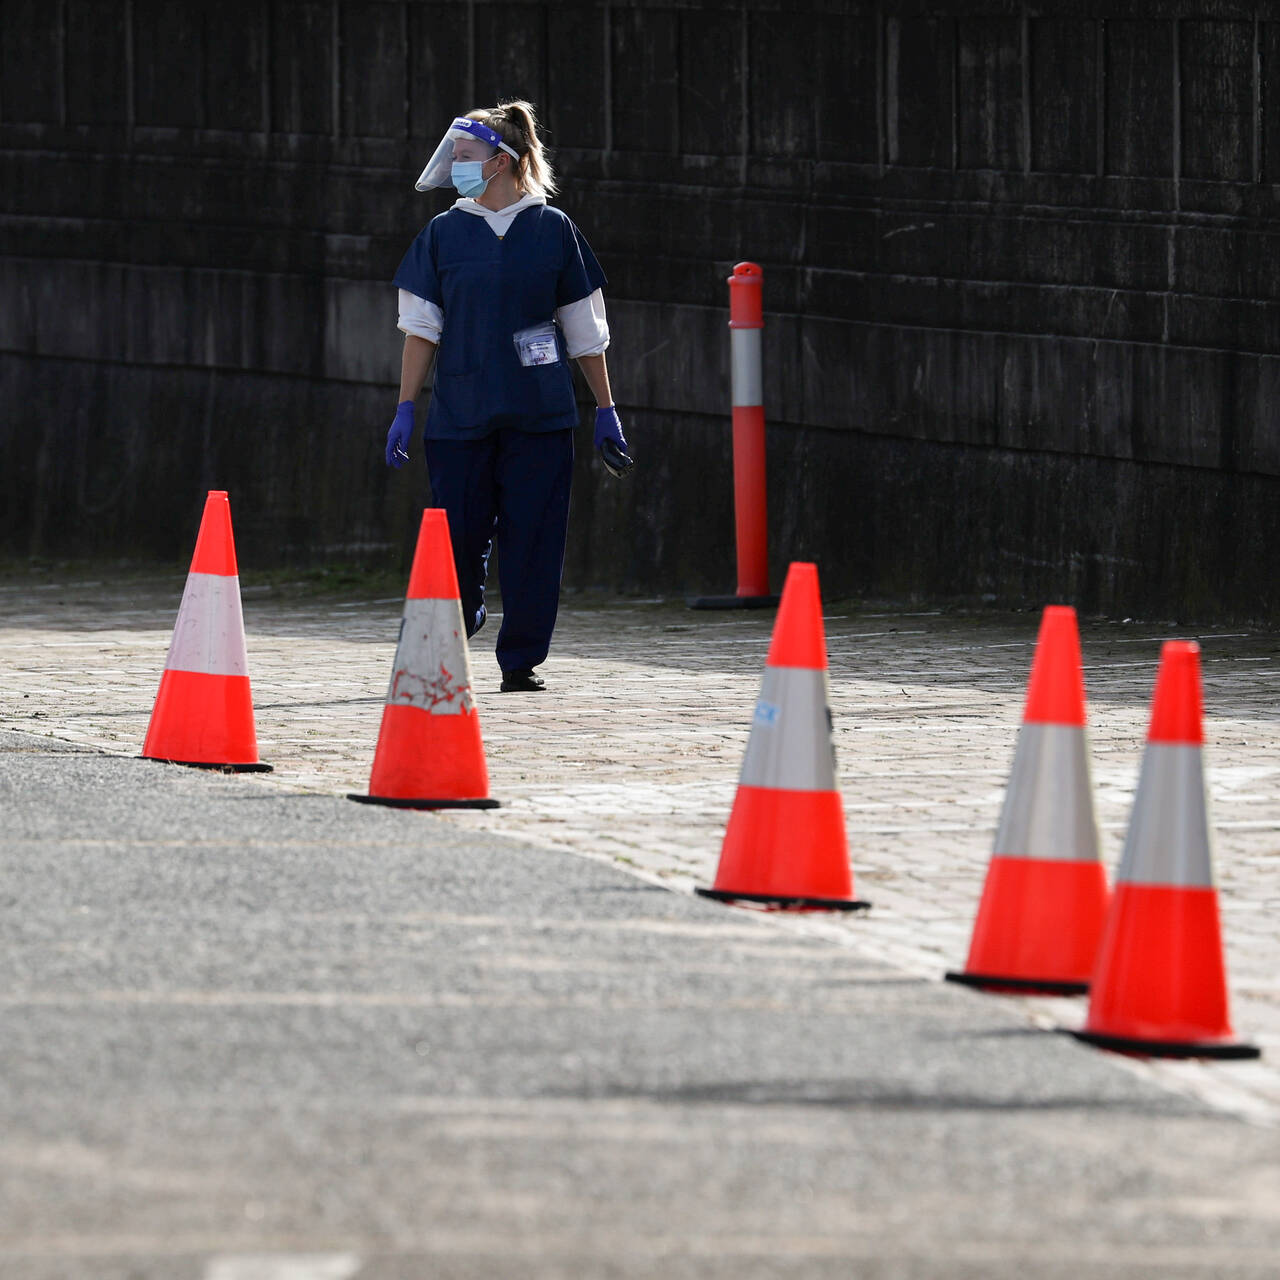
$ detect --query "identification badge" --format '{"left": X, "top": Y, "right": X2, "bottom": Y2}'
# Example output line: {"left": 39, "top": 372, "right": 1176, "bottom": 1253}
{"left": 513, "top": 321, "right": 561, "bottom": 367}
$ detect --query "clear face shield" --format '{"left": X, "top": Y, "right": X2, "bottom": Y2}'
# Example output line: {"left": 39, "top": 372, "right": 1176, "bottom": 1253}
{"left": 414, "top": 116, "right": 520, "bottom": 191}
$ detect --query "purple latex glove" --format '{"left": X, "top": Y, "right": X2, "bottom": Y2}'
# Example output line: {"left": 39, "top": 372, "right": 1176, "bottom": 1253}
{"left": 593, "top": 405, "right": 634, "bottom": 478}
{"left": 386, "top": 400, "right": 415, "bottom": 468}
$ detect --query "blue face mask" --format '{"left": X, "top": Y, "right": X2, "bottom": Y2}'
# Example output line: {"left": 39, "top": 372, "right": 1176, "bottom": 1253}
{"left": 451, "top": 159, "right": 493, "bottom": 198}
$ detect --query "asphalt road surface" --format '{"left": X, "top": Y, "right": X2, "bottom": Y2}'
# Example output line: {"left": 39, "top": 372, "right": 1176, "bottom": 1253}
{"left": 3, "top": 729, "right": 1280, "bottom": 1279}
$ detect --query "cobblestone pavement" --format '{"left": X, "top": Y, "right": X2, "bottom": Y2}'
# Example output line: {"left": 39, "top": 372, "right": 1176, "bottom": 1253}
{"left": 2, "top": 570, "right": 1278, "bottom": 1122}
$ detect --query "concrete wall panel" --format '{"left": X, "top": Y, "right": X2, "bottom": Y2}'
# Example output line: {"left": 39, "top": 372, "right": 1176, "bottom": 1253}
{"left": 957, "top": 18, "right": 1023, "bottom": 172}
{"left": 1105, "top": 20, "right": 1174, "bottom": 178}
{"left": 1030, "top": 19, "right": 1098, "bottom": 175}
{"left": 341, "top": 2, "right": 408, "bottom": 140}
{"left": 2, "top": 0, "right": 64, "bottom": 124}
{"left": 2, "top": 0, "right": 1278, "bottom": 622}
{"left": 66, "top": 0, "right": 130, "bottom": 127}
{"left": 270, "top": 1, "right": 336, "bottom": 135}
{"left": 205, "top": 4, "right": 270, "bottom": 134}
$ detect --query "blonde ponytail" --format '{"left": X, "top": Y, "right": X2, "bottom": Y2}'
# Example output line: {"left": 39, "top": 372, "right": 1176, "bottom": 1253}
{"left": 467, "top": 99, "right": 558, "bottom": 198}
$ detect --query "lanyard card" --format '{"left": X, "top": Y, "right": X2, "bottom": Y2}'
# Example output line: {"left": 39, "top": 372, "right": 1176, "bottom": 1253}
{"left": 513, "top": 321, "right": 560, "bottom": 367}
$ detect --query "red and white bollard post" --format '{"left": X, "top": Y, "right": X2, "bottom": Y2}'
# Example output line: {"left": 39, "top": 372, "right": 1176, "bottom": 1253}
{"left": 690, "top": 262, "right": 780, "bottom": 609}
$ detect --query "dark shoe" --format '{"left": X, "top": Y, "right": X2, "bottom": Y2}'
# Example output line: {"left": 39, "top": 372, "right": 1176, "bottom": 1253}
{"left": 500, "top": 667, "right": 546, "bottom": 693}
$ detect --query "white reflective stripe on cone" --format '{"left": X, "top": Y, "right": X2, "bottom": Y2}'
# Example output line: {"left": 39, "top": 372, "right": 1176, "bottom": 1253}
{"left": 738, "top": 666, "right": 837, "bottom": 792}
{"left": 163, "top": 572, "right": 249, "bottom": 677}
{"left": 1117, "top": 743, "right": 1215, "bottom": 888}
{"left": 730, "top": 328, "right": 763, "bottom": 407}
{"left": 385, "top": 596, "right": 474, "bottom": 715}
{"left": 993, "top": 722, "right": 1101, "bottom": 863}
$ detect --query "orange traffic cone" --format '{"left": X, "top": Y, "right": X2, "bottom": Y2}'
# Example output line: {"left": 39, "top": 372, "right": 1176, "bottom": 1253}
{"left": 141, "top": 491, "right": 271, "bottom": 772}
{"left": 1070, "top": 641, "right": 1259, "bottom": 1058}
{"left": 348, "top": 508, "right": 498, "bottom": 810}
{"left": 696, "top": 562, "right": 868, "bottom": 911}
{"left": 946, "top": 606, "right": 1108, "bottom": 994}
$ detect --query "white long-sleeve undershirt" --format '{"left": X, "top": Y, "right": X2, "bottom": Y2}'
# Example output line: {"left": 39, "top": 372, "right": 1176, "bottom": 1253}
{"left": 397, "top": 287, "right": 610, "bottom": 359}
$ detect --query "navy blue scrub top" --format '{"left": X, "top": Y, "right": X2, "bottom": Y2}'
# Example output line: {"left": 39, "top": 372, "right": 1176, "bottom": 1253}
{"left": 393, "top": 204, "right": 608, "bottom": 440}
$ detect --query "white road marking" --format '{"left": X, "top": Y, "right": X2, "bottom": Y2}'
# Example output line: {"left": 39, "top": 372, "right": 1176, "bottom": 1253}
{"left": 204, "top": 1254, "right": 362, "bottom": 1280}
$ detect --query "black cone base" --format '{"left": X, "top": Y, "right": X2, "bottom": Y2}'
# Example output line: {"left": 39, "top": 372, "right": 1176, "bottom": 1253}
{"left": 696, "top": 887, "right": 870, "bottom": 912}
{"left": 347, "top": 792, "right": 499, "bottom": 810}
{"left": 946, "top": 970, "right": 1089, "bottom": 996}
{"left": 1067, "top": 1029, "right": 1261, "bottom": 1060}
{"left": 688, "top": 594, "right": 780, "bottom": 610}
{"left": 142, "top": 756, "right": 273, "bottom": 773}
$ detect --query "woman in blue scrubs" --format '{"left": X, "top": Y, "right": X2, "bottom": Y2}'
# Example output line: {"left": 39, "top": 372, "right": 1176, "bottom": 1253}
{"left": 385, "top": 100, "right": 632, "bottom": 693}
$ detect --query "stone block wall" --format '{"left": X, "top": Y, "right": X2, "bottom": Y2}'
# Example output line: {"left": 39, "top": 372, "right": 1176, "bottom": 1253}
{"left": 2, "top": 1, "right": 1278, "bottom": 620}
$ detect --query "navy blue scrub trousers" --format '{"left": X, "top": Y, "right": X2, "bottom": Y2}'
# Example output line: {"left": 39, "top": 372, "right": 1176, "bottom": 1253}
{"left": 425, "top": 426, "right": 574, "bottom": 674}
